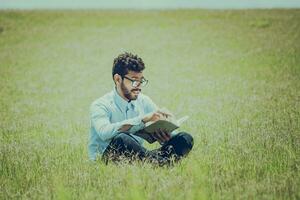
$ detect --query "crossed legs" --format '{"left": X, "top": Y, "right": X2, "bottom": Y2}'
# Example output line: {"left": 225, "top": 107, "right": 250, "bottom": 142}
{"left": 102, "top": 132, "right": 194, "bottom": 166}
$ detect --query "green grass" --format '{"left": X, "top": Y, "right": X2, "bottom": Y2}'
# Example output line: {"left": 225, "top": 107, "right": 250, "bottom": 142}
{"left": 0, "top": 9, "right": 299, "bottom": 199}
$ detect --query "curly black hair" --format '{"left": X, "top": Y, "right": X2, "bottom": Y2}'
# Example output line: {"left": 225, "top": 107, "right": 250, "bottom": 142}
{"left": 112, "top": 52, "right": 145, "bottom": 78}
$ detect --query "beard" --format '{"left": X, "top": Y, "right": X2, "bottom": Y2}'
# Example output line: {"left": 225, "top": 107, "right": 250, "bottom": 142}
{"left": 120, "top": 82, "right": 141, "bottom": 101}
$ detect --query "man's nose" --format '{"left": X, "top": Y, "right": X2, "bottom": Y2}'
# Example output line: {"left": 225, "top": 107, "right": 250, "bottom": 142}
{"left": 134, "top": 81, "right": 142, "bottom": 88}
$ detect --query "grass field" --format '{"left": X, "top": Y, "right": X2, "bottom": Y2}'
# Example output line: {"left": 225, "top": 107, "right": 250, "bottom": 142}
{"left": 0, "top": 9, "right": 299, "bottom": 199}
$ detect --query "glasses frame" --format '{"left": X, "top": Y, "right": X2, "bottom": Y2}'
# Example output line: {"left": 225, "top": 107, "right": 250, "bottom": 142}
{"left": 122, "top": 76, "right": 148, "bottom": 87}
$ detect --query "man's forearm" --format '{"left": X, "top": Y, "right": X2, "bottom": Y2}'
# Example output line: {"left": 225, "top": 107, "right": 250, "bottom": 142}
{"left": 93, "top": 116, "right": 144, "bottom": 141}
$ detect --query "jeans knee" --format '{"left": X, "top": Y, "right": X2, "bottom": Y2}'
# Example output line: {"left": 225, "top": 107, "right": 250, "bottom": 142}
{"left": 172, "top": 132, "right": 194, "bottom": 156}
{"left": 111, "top": 133, "right": 133, "bottom": 147}
{"left": 177, "top": 132, "right": 194, "bottom": 147}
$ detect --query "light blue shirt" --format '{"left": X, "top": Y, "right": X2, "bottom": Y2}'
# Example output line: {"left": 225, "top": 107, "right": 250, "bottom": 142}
{"left": 88, "top": 87, "right": 158, "bottom": 161}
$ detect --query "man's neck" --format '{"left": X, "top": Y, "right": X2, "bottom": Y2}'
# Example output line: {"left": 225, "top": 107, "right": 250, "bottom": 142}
{"left": 115, "top": 86, "right": 130, "bottom": 102}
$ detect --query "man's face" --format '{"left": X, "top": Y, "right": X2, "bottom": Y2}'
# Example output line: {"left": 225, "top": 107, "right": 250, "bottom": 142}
{"left": 120, "top": 70, "right": 144, "bottom": 101}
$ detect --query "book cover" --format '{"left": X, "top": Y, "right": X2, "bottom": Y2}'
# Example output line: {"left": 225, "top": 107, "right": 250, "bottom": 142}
{"left": 134, "top": 116, "right": 189, "bottom": 143}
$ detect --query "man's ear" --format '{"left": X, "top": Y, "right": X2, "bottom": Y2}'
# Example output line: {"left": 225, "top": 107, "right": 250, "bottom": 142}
{"left": 113, "top": 74, "right": 122, "bottom": 85}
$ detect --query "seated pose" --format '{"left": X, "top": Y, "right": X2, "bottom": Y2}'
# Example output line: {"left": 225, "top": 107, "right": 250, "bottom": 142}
{"left": 88, "top": 52, "right": 193, "bottom": 166}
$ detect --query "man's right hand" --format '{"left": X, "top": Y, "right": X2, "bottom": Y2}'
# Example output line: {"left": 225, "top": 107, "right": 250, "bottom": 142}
{"left": 142, "top": 110, "right": 172, "bottom": 124}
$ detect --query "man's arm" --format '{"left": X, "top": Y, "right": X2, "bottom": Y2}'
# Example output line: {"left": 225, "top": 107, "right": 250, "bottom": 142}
{"left": 90, "top": 103, "right": 144, "bottom": 141}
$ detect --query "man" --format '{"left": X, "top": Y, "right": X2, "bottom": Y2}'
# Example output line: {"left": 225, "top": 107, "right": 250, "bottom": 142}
{"left": 89, "top": 52, "right": 193, "bottom": 166}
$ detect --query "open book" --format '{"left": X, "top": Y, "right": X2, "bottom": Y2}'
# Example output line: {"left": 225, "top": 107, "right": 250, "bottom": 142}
{"left": 134, "top": 115, "right": 189, "bottom": 143}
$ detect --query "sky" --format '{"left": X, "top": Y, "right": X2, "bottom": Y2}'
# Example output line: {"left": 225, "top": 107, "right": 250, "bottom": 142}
{"left": 0, "top": 0, "right": 300, "bottom": 9}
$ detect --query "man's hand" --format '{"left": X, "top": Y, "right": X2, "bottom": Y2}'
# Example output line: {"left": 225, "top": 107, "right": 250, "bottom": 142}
{"left": 142, "top": 110, "right": 172, "bottom": 124}
{"left": 142, "top": 109, "right": 173, "bottom": 143}
{"left": 153, "top": 128, "right": 171, "bottom": 143}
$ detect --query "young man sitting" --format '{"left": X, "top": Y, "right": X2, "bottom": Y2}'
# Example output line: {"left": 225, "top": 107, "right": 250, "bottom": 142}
{"left": 88, "top": 52, "right": 193, "bottom": 166}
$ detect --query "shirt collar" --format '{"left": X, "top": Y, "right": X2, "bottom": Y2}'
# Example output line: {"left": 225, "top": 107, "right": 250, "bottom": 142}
{"left": 113, "top": 87, "right": 135, "bottom": 113}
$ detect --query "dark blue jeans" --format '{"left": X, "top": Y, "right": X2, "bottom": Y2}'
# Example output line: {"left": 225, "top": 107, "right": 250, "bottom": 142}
{"left": 102, "top": 132, "right": 194, "bottom": 166}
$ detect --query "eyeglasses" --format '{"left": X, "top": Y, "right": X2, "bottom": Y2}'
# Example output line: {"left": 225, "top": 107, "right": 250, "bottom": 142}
{"left": 122, "top": 76, "right": 148, "bottom": 87}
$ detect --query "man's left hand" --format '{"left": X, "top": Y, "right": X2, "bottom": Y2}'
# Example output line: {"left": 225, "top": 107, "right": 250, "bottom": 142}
{"left": 153, "top": 128, "right": 171, "bottom": 143}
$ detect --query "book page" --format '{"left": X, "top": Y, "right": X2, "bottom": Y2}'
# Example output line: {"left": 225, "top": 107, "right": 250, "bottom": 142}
{"left": 176, "top": 116, "right": 189, "bottom": 126}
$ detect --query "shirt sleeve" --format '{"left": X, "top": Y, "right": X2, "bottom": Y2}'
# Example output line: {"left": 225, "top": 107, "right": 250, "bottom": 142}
{"left": 127, "top": 120, "right": 146, "bottom": 133}
{"left": 90, "top": 102, "right": 144, "bottom": 141}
